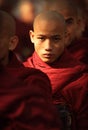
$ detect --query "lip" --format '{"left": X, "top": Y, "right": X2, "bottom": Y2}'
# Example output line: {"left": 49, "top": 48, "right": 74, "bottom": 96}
{"left": 43, "top": 54, "right": 53, "bottom": 58}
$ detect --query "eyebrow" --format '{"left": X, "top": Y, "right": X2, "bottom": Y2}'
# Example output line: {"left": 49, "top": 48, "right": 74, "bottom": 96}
{"left": 37, "top": 34, "right": 61, "bottom": 37}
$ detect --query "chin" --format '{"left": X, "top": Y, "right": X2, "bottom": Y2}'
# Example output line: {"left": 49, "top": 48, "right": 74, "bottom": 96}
{"left": 43, "top": 60, "right": 51, "bottom": 63}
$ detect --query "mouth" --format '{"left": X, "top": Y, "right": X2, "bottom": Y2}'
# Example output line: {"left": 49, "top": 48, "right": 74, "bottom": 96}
{"left": 43, "top": 54, "right": 53, "bottom": 58}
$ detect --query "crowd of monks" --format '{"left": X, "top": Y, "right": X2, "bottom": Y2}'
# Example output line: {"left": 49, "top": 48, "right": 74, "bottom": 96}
{"left": 0, "top": 0, "right": 88, "bottom": 130}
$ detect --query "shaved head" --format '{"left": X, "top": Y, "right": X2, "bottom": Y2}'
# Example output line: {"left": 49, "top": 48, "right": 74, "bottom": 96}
{"left": 0, "top": 10, "right": 16, "bottom": 37}
{"left": 46, "top": 0, "right": 78, "bottom": 18}
{"left": 44, "top": 0, "right": 80, "bottom": 45}
{"left": 33, "top": 10, "right": 66, "bottom": 31}
{"left": 30, "top": 10, "right": 66, "bottom": 63}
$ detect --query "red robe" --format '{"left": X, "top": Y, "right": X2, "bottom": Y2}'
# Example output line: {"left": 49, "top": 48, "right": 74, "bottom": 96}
{"left": 0, "top": 52, "right": 62, "bottom": 130}
{"left": 24, "top": 50, "right": 88, "bottom": 130}
{"left": 67, "top": 37, "right": 88, "bottom": 65}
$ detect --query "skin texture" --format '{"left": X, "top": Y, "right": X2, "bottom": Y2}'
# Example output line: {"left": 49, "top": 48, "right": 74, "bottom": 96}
{"left": 0, "top": 10, "right": 18, "bottom": 65}
{"left": 30, "top": 11, "right": 66, "bottom": 64}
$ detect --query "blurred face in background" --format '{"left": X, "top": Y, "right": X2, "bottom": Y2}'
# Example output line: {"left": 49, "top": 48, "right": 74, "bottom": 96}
{"left": 58, "top": 8, "right": 79, "bottom": 46}
{"left": 0, "top": 31, "right": 10, "bottom": 64}
{"left": 15, "top": 1, "right": 36, "bottom": 24}
{"left": 46, "top": 1, "right": 80, "bottom": 46}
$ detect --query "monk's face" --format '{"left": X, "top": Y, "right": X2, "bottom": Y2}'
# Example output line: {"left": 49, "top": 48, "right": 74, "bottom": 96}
{"left": 19, "top": 1, "right": 35, "bottom": 23}
{"left": 30, "top": 19, "right": 65, "bottom": 63}
{"left": 0, "top": 30, "right": 18, "bottom": 65}
{"left": 0, "top": 31, "right": 10, "bottom": 63}
{"left": 58, "top": 9, "right": 78, "bottom": 46}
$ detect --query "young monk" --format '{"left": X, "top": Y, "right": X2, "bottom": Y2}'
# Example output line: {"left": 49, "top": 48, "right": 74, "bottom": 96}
{"left": 0, "top": 10, "right": 62, "bottom": 130}
{"left": 24, "top": 10, "right": 88, "bottom": 130}
{"left": 45, "top": 0, "right": 88, "bottom": 65}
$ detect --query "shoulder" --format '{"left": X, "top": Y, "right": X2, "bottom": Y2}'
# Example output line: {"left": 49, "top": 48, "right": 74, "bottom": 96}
{"left": 19, "top": 66, "right": 52, "bottom": 91}
{"left": 23, "top": 55, "right": 34, "bottom": 68}
{"left": 59, "top": 49, "right": 84, "bottom": 68}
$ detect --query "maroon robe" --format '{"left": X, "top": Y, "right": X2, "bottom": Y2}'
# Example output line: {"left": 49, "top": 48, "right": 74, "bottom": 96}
{"left": 24, "top": 50, "right": 88, "bottom": 130}
{"left": 0, "top": 52, "right": 62, "bottom": 130}
{"left": 67, "top": 37, "right": 88, "bottom": 65}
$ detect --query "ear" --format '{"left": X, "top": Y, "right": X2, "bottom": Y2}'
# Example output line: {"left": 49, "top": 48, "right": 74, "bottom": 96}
{"left": 29, "top": 30, "right": 35, "bottom": 44}
{"left": 78, "top": 18, "right": 85, "bottom": 32}
{"left": 64, "top": 31, "right": 70, "bottom": 47}
{"left": 9, "top": 35, "right": 19, "bottom": 51}
{"left": 76, "top": 18, "right": 85, "bottom": 38}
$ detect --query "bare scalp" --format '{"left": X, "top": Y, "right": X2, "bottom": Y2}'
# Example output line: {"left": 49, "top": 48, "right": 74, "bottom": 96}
{"left": 33, "top": 10, "right": 66, "bottom": 31}
{"left": 45, "top": 0, "right": 78, "bottom": 18}
{"left": 0, "top": 10, "right": 16, "bottom": 36}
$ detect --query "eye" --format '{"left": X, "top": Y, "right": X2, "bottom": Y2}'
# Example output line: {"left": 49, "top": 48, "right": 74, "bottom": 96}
{"left": 52, "top": 36, "right": 61, "bottom": 42}
{"left": 65, "top": 18, "right": 74, "bottom": 26}
{"left": 37, "top": 36, "right": 45, "bottom": 41}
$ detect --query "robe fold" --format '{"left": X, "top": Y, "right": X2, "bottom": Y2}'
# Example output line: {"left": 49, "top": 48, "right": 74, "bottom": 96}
{"left": 0, "top": 52, "right": 62, "bottom": 130}
{"left": 24, "top": 49, "right": 88, "bottom": 130}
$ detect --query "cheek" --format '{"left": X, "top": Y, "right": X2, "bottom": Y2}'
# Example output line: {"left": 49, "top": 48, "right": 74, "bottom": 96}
{"left": 54, "top": 44, "right": 64, "bottom": 54}
{"left": 0, "top": 46, "right": 8, "bottom": 59}
{"left": 34, "top": 43, "right": 42, "bottom": 53}
{"left": 71, "top": 23, "right": 78, "bottom": 31}
{"left": 0, "top": 40, "right": 9, "bottom": 52}
{"left": 68, "top": 26, "right": 74, "bottom": 33}
{"left": 0, "top": 41, "right": 5, "bottom": 50}
{"left": 67, "top": 24, "right": 76, "bottom": 33}
{"left": 0, "top": 45, "right": 8, "bottom": 53}
{"left": 34, "top": 40, "right": 44, "bottom": 50}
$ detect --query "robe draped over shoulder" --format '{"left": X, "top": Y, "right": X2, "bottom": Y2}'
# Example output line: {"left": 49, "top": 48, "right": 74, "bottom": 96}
{"left": 24, "top": 49, "right": 88, "bottom": 130}
{"left": 0, "top": 52, "right": 62, "bottom": 130}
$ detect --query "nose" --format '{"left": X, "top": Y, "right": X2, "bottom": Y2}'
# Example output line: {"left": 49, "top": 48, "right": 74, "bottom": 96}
{"left": 45, "top": 39, "right": 52, "bottom": 51}
{"left": 65, "top": 29, "right": 71, "bottom": 40}
{"left": 65, "top": 31, "right": 70, "bottom": 38}
{"left": 66, "top": 25, "right": 71, "bottom": 34}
